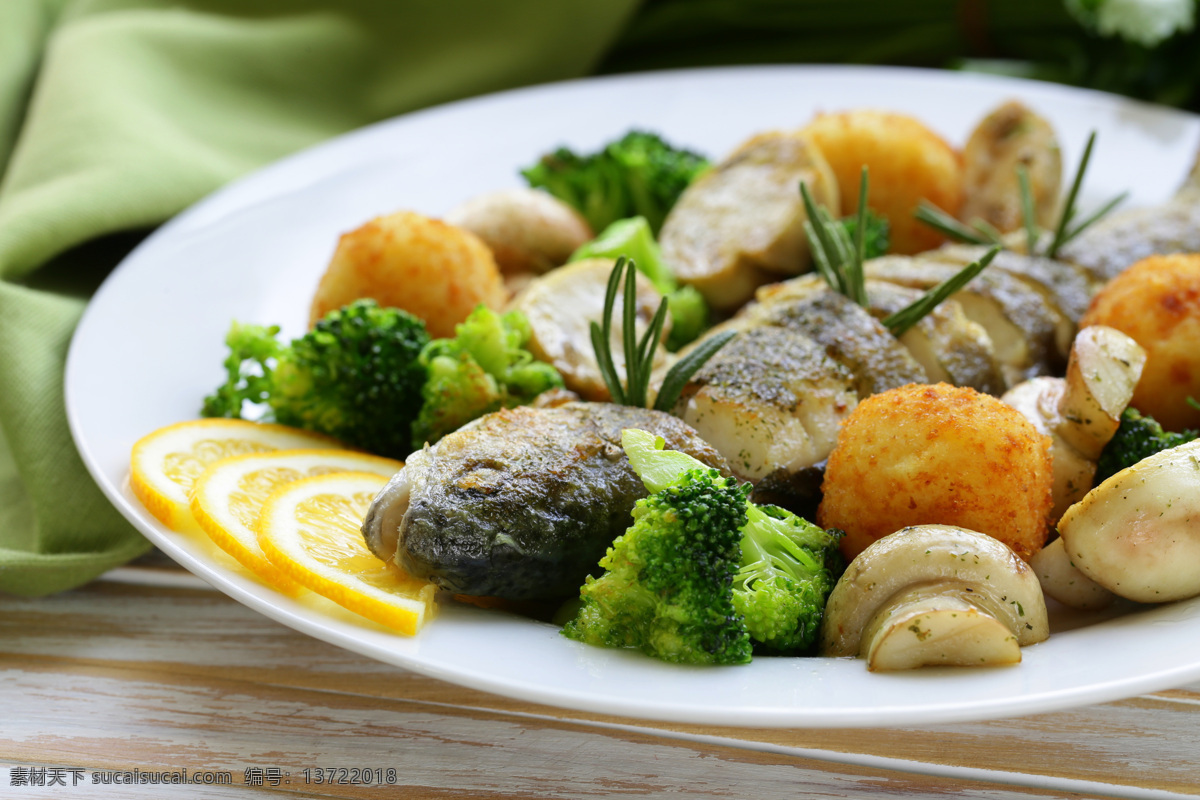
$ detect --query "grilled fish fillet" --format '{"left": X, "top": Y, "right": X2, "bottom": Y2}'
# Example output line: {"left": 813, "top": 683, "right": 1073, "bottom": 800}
{"left": 670, "top": 326, "right": 857, "bottom": 481}
{"left": 862, "top": 280, "right": 1005, "bottom": 394}
{"left": 361, "top": 402, "right": 728, "bottom": 600}
{"left": 865, "top": 255, "right": 1065, "bottom": 386}
{"left": 748, "top": 286, "right": 928, "bottom": 398}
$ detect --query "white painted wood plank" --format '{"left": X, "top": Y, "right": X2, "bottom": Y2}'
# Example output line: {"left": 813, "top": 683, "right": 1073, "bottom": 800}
{"left": 0, "top": 666, "right": 1153, "bottom": 800}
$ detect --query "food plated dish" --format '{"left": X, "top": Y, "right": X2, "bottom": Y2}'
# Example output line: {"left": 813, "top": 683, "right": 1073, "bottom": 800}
{"left": 66, "top": 65, "right": 1200, "bottom": 727}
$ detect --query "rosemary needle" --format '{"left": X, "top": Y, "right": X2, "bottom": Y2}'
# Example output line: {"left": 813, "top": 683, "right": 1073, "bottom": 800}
{"left": 803, "top": 171, "right": 996, "bottom": 338}
{"left": 590, "top": 257, "right": 733, "bottom": 412}
{"left": 882, "top": 245, "right": 1001, "bottom": 337}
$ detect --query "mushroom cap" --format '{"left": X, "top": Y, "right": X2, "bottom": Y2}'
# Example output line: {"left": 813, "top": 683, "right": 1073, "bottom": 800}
{"left": 1058, "top": 439, "right": 1200, "bottom": 603}
{"left": 820, "top": 524, "right": 1049, "bottom": 658}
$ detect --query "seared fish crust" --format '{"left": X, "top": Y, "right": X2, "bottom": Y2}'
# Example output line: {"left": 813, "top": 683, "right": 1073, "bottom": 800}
{"left": 362, "top": 402, "right": 729, "bottom": 600}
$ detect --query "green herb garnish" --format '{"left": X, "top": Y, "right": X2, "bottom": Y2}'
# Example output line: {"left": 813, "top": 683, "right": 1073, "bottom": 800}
{"left": 883, "top": 245, "right": 1000, "bottom": 337}
{"left": 913, "top": 202, "right": 1003, "bottom": 247}
{"left": 591, "top": 257, "right": 734, "bottom": 411}
{"left": 918, "top": 130, "right": 1126, "bottom": 258}
{"left": 1032, "top": 132, "right": 1128, "bottom": 259}
{"left": 803, "top": 169, "right": 998, "bottom": 338}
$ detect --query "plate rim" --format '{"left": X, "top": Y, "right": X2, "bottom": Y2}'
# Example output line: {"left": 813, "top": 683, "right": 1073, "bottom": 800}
{"left": 65, "top": 63, "right": 1200, "bottom": 728}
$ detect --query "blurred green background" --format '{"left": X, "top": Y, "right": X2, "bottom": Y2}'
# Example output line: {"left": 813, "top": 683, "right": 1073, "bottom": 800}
{"left": 604, "top": 0, "right": 1200, "bottom": 111}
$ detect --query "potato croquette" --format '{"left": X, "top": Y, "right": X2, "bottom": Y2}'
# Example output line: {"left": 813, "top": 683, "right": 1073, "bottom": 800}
{"left": 310, "top": 210, "right": 507, "bottom": 339}
{"left": 803, "top": 110, "right": 963, "bottom": 255}
{"left": 1079, "top": 254, "right": 1200, "bottom": 432}
{"left": 818, "top": 383, "right": 1054, "bottom": 562}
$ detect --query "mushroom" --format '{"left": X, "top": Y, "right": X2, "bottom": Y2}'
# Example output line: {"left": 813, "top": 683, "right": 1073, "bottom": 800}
{"left": 507, "top": 258, "right": 670, "bottom": 401}
{"left": 444, "top": 188, "right": 593, "bottom": 276}
{"left": 1002, "top": 325, "right": 1147, "bottom": 520}
{"left": 820, "top": 525, "right": 1049, "bottom": 671}
{"left": 1057, "top": 439, "right": 1200, "bottom": 604}
{"left": 1028, "top": 537, "right": 1116, "bottom": 611}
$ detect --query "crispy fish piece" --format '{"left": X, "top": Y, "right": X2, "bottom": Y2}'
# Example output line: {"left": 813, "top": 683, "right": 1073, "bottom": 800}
{"left": 671, "top": 326, "right": 858, "bottom": 481}
{"left": 659, "top": 130, "right": 838, "bottom": 311}
{"left": 865, "top": 255, "right": 1064, "bottom": 387}
{"left": 750, "top": 287, "right": 928, "bottom": 398}
{"left": 362, "top": 402, "right": 729, "bottom": 601}
{"left": 863, "top": 280, "right": 1005, "bottom": 395}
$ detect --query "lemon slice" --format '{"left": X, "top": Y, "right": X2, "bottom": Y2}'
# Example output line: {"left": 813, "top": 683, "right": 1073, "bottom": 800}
{"left": 190, "top": 449, "right": 403, "bottom": 592}
{"left": 130, "top": 418, "right": 342, "bottom": 531}
{"left": 257, "top": 471, "right": 436, "bottom": 635}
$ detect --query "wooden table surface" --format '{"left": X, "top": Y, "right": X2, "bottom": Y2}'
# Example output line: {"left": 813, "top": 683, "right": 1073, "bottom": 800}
{"left": 3, "top": 553, "right": 1199, "bottom": 800}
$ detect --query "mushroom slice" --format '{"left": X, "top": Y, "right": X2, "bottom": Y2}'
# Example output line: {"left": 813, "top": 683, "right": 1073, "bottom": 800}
{"left": 444, "top": 188, "right": 593, "bottom": 275}
{"left": 862, "top": 584, "right": 1021, "bottom": 671}
{"left": 1058, "top": 439, "right": 1200, "bottom": 604}
{"left": 1001, "top": 326, "right": 1146, "bottom": 520}
{"left": 1029, "top": 537, "right": 1116, "bottom": 611}
{"left": 820, "top": 525, "right": 1049, "bottom": 669}
{"left": 508, "top": 258, "right": 669, "bottom": 401}
{"left": 959, "top": 100, "right": 1062, "bottom": 234}
{"left": 660, "top": 130, "right": 839, "bottom": 311}
{"left": 1056, "top": 325, "right": 1147, "bottom": 460}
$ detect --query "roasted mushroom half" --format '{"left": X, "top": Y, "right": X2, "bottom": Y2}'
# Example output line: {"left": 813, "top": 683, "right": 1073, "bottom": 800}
{"left": 1002, "top": 325, "right": 1147, "bottom": 520}
{"left": 820, "top": 525, "right": 1049, "bottom": 671}
{"left": 1057, "top": 439, "right": 1200, "bottom": 604}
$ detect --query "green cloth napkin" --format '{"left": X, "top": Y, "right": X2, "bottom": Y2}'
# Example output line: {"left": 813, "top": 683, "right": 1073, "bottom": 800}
{"left": 0, "top": 0, "right": 641, "bottom": 596}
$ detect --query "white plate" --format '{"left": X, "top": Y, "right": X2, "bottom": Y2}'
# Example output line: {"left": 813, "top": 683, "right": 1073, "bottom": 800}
{"left": 66, "top": 65, "right": 1200, "bottom": 728}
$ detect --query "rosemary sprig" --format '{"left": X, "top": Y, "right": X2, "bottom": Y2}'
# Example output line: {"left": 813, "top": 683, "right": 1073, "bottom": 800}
{"left": 1024, "top": 133, "right": 1127, "bottom": 258}
{"left": 913, "top": 201, "right": 1003, "bottom": 246}
{"left": 590, "top": 257, "right": 734, "bottom": 412}
{"left": 803, "top": 170, "right": 996, "bottom": 339}
{"left": 917, "top": 129, "right": 1127, "bottom": 259}
{"left": 883, "top": 245, "right": 1001, "bottom": 337}
{"left": 1016, "top": 165, "right": 1039, "bottom": 255}
{"left": 801, "top": 173, "right": 868, "bottom": 306}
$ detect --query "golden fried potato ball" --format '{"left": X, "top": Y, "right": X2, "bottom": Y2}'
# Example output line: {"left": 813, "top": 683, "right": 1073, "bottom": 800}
{"left": 1079, "top": 253, "right": 1200, "bottom": 432}
{"left": 310, "top": 210, "right": 507, "bottom": 339}
{"left": 818, "top": 383, "right": 1053, "bottom": 562}
{"left": 802, "top": 110, "right": 963, "bottom": 255}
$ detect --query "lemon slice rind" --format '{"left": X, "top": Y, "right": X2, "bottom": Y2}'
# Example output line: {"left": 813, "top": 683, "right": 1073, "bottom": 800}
{"left": 130, "top": 418, "right": 342, "bottom": 531}
{"left": 257, "top": 471, "right": 435, "bottom": 635}
{"left": 190, "top": 448, "right": 403, "bottom": 592}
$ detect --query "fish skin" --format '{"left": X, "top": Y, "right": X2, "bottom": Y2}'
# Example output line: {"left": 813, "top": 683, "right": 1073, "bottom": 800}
{"left": 1059, "top": 202, "right": 1200, "bottom": 283}
{"left": 753, "top": 289, "right": 928, "bottom": 398}
{"left": 671, "top": 325, "right": 857, "bottom": 482}
{"left": 364, "top": 402, "right": 730, "bottom": 600}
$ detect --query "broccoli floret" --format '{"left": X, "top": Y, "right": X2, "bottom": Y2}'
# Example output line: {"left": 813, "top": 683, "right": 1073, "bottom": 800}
{"left": 562, "top": 466, "right": 752, "bottom": 666}
{"left": 1095, "top": 407, "right": 1198, "bottom": 484}
{"left": 522, "top": 130, "right": 709, "bottom": 236}
{"left": 201, "top": 299, "right": 430, "bottom": 458}
{"left": 840, "top": 207, "right": 891, "bottom": 259}
{"left": 569, "top": 216, "right": 709, "bottom": 350}
{"left": 201, "top": 322, "right": 286, "bottom": 417}
{"left": 733, "top": 505, "right": 843, "bottom": 654}
{"left": 562, "top": 429, "right": 843, "bottom": 664}
{"left": 411, "top": 306, "right": 562, "bottom": 448}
